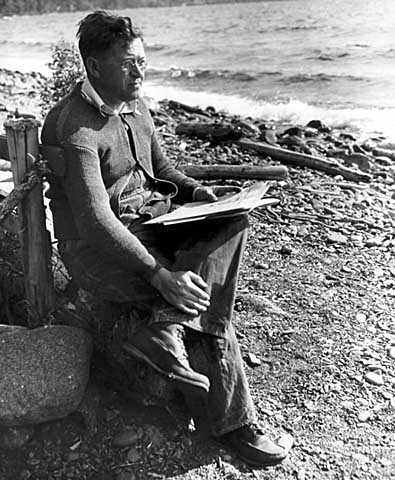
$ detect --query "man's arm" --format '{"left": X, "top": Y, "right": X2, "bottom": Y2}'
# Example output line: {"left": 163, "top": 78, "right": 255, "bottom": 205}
{"left": 61, "top": 144, "right": 161, "bottom": 282}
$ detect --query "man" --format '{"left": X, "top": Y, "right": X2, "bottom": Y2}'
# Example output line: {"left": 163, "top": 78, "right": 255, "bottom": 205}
{"left": 41, "top": 10, "right": 292, "bottom": 467}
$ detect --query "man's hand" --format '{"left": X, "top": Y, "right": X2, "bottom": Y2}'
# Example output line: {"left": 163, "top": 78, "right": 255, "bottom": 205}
{"left": 151, "top": 267, "right": 211, "bottom": 316}
{"left": 193, "top": 185, "right": 241, "bottom": 203}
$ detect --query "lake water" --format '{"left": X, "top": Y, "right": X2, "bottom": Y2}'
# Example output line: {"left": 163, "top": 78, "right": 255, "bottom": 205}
{"left": 0, "top": 0, "right": 394, "bottom": 139}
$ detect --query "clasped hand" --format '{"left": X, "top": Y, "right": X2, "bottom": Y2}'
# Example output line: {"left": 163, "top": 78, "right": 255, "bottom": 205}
{"left": 151, "top": 268, "right": 211, "bottom": 316}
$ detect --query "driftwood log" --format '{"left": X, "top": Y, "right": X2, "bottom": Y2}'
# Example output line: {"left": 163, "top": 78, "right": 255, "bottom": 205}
{"left": 237, "top": 139, "right": 372, "bottom": 183}
{"left": 184, "top": 164, "right": 288, "bottom": 180}
{"left": 168, "top": 100, "right": 211, "bottom": 117}
{"left": 176, "top": 122, "right": 243, "bottom": 142}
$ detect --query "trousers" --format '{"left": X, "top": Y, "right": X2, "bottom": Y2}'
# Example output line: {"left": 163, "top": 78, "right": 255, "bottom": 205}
{"left": 58, "top": 214, "right": 257, "bottom": 435}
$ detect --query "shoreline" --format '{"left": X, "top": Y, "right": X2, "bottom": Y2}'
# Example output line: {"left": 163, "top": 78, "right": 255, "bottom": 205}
{"left": 0, "top": 67, "right": 393, "bottom": 144}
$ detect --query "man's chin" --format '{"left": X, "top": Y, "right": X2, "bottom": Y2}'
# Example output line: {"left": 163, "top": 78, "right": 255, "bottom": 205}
{"left": 127, "top": 85, "right": 141, "bottom": 100}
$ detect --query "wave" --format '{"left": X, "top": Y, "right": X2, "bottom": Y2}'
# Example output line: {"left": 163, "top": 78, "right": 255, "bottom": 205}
{"left": 0, "top": 38, "right": 46, "bottom": 46}
{"left": 261, "top": 25, "right": 320, "bottom": 33}
{"left": 279, "top": 73, "right": 367, "bottom": 84}
{"left": 148, "top": 66, "right": 263, "bottom": 82}
{"left": 147, "top": 66, "right": 370, "bottom": 86}
{"left": 145, "top": 43, "right": 167, "bottom": 52}
{"left": 381, "top": 48, "right": 395, "bottom": 58}
{"left": 143, "top": 82, "right": 395, "bottom": 141}
{"left": 148, "top": 66, "right": 284, "bottom": 82}
{"left": 309, "top": 52, "right": 351, "bottom": 62}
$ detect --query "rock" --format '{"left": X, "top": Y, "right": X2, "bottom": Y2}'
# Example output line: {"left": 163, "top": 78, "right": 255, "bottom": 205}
{"left": 245, "top": 353, "right": 261, "bottom": 367}
{"left": 363, "top": 350, "right": 381, "bottom": 361}
{"left": 279, "top": 135, "right": 306, "bottom": 149}
{"left": 340, "top": 400, "right": 354, "bottom": 410}
{"left": 350, "top": 234, "right": 363, "bottom": 245}
{"left": 366, "top": 364, "right": 385, "bottom": 373}
{"left": 116, "top": 471, "right": 136, "bottom": 480}
{"left": 280, "top": 245, "right": 294, "bottom": 255}
{"left": 0, "top": 159, "right": 11, "bottom": 171}
{"left": 358, "top": 410, "right": 372, "bottom": 422}
{"left": 67, "top": 451, "right": 80, "bottom": 462}
{"left": 282, "top": 126, "right": 304, "bottom": 137}
{"left": 127, "top": 446, "right": 142, "bottom": 463}
{"left": 259, "top": 129, "right": 278, "bottom": 145}
{"left": 0, "top": 425, "right": 34, "bottom": 449}
{"left": 236, "top": 293, "right": 288, "bottom": 316}
{"left": 364, "top": 371, "right": 384, "bottom": 386}
{"left": 277, "top": 433, "right": 294, "bottom": 451}
{"left": 326, "top": 232, "right": 348, "bottom": 245}
{"left": 355, "top": 312, "right": 367, "bottom": 323}
{"left": 352, "top": 453, "right": 370, "bottom": 464}
{"left": 0, "top": 325, "right": 92, "bottom": 427}
{"left": 113, "top": 426, "right": 143, "bottom": 448}
{"left": 381, "top": 391, "right": 393, "bottom": 400}
{"left": 340, "top": 132, "right": 357, "bottom": 141}
{"left": 306, "top": 120, "right": 330, "bottom": 132}
{"left": 365, "top": 237, "right": 384, "bottom": 247}
{"left": 343, "top": 153, "right": 371, "bottom": 172}
{"left": 234, "top": 120, "right": 260, "bottom": 136}
{"left": 297, "top": 225, "right": 309, "bottom": 237}
{"left": 375, "top": 156, "right": 393, "bottom": 166}
{"left": 143, "top": 424, "right": 166, "bottom": 448}
{"left": 388, "top": 347, "right": 395, "bottom": 360}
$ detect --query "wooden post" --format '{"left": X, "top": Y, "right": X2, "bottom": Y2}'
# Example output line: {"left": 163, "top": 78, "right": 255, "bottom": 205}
{"left": 4, "top": 119, "right": 55, "bottom": 326}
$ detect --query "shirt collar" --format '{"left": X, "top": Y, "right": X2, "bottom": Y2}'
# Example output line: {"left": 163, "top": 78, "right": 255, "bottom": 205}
{"left": 80, "top": 78, "right": 140, "bottom": 117}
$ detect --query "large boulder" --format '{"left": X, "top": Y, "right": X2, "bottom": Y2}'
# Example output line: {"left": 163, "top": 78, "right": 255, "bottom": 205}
{"left": 0, "top": 325, "right": 92, "bottom": 426}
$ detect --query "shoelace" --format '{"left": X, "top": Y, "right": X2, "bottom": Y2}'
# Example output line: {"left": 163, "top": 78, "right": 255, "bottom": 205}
{"left": 243, "top": 423, "right": 265, "bottom": 437}
{"left": 173, "top": 326, "right": 189, "bottom": 362}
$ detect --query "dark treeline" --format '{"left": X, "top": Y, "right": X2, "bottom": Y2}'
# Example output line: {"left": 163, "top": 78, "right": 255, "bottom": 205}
{"left": 0, "top": 0, "right": 258, "bottom": 16}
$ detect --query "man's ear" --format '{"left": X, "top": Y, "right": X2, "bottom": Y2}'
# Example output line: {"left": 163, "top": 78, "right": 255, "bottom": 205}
{"left": 86, "top": 57, "right": 100, "bottom": 79}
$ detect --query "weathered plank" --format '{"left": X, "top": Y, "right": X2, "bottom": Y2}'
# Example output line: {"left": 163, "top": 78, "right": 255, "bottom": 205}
{"left": 4, "top": 119, "right": 55, "bottom": 325}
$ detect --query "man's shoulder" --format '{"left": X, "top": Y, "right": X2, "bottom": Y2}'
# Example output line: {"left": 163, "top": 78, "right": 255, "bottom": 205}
{"left": 42, "top": 83, "right": 107, "bottom": 145}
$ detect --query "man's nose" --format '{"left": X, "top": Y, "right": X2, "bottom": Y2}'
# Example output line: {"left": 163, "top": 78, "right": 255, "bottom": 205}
{"left": 130, "top": 64, "right": 144, "bottom": 78}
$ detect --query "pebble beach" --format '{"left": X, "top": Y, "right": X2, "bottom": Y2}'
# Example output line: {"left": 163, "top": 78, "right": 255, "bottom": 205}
{"left": 1, "top": 65, "right": 395, "bottom": 479}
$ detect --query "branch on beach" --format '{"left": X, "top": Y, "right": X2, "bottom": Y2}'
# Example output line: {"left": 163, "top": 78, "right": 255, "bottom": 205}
{"left": 236, "top": 139, "right": 372, "bottom": 183}
{"left": 175, "top": 121, "right": 243, "bottom": 142}
{"left": 184, "top": 164, "right": 288, "bottom": 180}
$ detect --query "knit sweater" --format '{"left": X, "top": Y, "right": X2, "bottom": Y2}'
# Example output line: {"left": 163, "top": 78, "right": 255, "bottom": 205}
{"left": 41, "top": 82, "right": 200, "bottom": 281}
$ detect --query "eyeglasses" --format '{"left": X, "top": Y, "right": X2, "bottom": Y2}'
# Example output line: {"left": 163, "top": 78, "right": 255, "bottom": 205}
{"left": 120, "top": 58, "right": 148, "bottom": 73}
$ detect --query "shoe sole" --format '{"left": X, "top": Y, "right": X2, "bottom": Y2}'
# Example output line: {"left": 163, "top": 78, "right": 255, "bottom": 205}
{"left": 123, "top": 343, "right": 210, "bottom": 393}
{"left": 236, "top": 452, "right": 288, "bottom": 468}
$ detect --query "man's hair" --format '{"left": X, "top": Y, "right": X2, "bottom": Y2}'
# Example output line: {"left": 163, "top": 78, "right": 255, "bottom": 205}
{"left": 77, "top": 10, "right": 143, "bottom": 63}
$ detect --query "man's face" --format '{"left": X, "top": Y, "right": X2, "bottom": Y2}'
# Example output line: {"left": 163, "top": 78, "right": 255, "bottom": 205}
{"left": 92, "top": 38, "right": 146, "bottom": 107}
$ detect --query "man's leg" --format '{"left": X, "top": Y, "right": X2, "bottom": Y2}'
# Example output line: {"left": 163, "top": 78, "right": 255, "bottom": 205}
{"left": 57, "top": 239, "right": 210, "bottom": 394}
{"left": 157, "top": 215, "right": 249, "bottom": 337}
{"left": 186, "top": 324, "right": 257, "bottom": 436}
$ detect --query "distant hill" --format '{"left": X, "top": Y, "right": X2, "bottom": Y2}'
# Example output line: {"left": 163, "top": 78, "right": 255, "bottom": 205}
{"left": 0, "top": 0, "right": 269, "bottom": 16}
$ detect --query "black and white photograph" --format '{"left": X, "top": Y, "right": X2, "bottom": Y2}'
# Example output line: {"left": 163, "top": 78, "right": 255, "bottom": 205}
{"left": 0, "top": 1, "right": 394, "bottom": 479}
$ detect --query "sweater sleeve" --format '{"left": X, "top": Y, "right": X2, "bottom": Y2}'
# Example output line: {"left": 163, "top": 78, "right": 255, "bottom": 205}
{"left": 151, "top": 131, "right": 201, "bottom": 203}
{"left": 61, "top": 144, "right": 162, "bottom": 281}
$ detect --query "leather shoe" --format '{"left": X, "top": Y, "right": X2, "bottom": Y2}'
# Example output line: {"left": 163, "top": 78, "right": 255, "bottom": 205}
{"left": 123, "top": 322, "right": 210, "bottom": 394}
{"left": 222, "top": 424, "right": 292, "bottom": 467}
